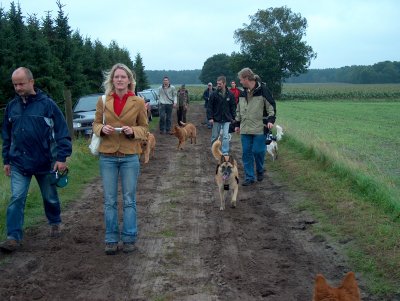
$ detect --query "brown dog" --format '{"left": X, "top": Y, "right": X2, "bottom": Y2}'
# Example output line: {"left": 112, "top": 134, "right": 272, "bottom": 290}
{"left": 313, "top": 272, "right": 361, "bottom": 301}
{"left": 172, "top": 122, "right": 197, "bottom": 150}
{"left": 140, "top": 132, "right": 156, "bottom": 163}
{"left": 212, "top": 139, "right": 239, "bottom": 210}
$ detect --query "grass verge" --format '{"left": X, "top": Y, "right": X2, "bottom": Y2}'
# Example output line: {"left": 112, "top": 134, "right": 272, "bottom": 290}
{"left": 269, "top": 135, "right": 400, "bottom": 296}
{"left": 0, "top": 137, "right": 99, "bottom": 240}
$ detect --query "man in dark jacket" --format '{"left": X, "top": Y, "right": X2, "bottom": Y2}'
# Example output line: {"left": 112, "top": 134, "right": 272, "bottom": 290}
{"left": 0, "top": 67, "right": 72, "bottom": 252}
{"left": 202, "top": 82, "right": 215, "bottom": 128}
{"left": 207, "top": 75, "right": 236, "bottom": 155}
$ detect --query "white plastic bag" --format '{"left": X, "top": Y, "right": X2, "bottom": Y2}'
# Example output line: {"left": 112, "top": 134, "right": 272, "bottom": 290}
{"left": 88, "top": 95, "right": 105, "bottom": 156}
{"left": 89, "top": 134, "right": 101, "bottom": 155}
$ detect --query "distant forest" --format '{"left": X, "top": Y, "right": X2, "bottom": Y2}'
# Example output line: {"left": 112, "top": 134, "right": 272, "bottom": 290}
{"left": 145, "top": 70, "right": 202, "bottom": 86}
{"left": 286, "top": 61, "right": 400, "bottom": 84}
{"left": 146, "top": 61, "right": 400, "bottom": 85}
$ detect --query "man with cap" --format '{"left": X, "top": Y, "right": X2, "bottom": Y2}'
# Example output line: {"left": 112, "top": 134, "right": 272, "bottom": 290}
{"left": 176, "top": 84, "right": 189, "bottom": 125}
{"left": 202, "top": 82, "right": 215, "bottom": 129}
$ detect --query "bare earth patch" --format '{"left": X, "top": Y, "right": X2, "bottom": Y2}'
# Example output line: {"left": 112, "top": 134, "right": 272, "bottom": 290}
{"left": 0, "top": 104, "right": 379, "bottom": 300}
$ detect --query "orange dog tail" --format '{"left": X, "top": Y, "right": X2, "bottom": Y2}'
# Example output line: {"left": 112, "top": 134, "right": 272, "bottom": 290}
{"left": 211, "top": 138, "right": 222, "bottom": 161}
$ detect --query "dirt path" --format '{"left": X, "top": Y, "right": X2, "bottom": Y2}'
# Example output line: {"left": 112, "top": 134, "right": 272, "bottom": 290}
{"left": 0, "top": 104, "right": 377, "bottom": 301}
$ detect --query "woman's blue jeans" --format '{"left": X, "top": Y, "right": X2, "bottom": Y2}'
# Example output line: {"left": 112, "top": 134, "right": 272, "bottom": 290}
{"left": 241, "top": 134, "right": 266, "bottom": 182}
{"left": 100, "top": 154, "right": 140, "bottom": 244}
{"left": 7, "top": 166, "right": 61, "bottom": 241}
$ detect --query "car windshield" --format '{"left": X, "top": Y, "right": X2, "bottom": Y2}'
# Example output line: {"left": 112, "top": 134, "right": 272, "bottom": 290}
{"left": 74, "top": 95, "right": 101, "bottom": 112}
{"left": 138, "top": 91, "right": 157, "bottom": 104}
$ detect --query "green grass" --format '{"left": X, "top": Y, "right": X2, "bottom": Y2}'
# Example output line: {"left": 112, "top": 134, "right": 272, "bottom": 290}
{"left": 0, "top": 137, "right": 99, "bottom": 239}
{"left": 277, "top": 101, "right": 400, "bottom": 214}
{"left": 270, "top": 100, "right": 400, "bottom": 296}
{"left": 281, "top": 83, "right": 400, "bottom": 100}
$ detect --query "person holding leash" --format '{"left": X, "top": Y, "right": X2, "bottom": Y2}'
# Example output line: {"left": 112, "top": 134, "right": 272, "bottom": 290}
{"left": 157, "top": 76, "right": 177, "bottom": 134}
{"left": 1, "top": 67, "right": 72, "bottom": 252}
{"left": 234, "top": 68, "right": 276, "bottom": 186}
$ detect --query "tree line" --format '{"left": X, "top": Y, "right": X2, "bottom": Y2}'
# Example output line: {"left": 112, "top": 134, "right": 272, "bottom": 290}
{"left": 152, "top": 59, "right": 399, "bottom": 92}
{"left": 286, "top": 61, "right": 400, "bottom": 84}
{"left": 0, "top": 1, "right": 149, "bottom": 109}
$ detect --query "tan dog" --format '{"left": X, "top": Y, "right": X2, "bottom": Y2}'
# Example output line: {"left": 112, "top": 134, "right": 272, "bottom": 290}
{"left": 313, "top": 272, "right": 361, "bottom": 301}
{"left": 172, "top": 122, "right": 197, "bottom": 150}
{"left": 212, "top": 139, "right": 239, "bottom": 210}
{"left": 140, "top": 132, "right": 156, "bottom": 163}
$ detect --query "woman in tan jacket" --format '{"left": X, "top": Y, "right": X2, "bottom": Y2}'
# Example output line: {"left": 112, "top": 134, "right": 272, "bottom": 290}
{"left": 92, "top": 63, "right": 148, "bottom": 255}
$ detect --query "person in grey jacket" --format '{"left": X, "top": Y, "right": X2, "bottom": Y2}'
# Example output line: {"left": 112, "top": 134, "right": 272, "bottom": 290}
{"left": 1, "top": 67, "right": 72, "bottom": 252}
{"left": 157, "top": 76, "right": 177, "bottom": 134}
{"left": 235, "top": 68, "right": 276, "bottom": 186}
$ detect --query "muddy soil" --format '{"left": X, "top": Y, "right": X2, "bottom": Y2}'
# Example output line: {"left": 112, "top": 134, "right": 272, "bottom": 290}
{"left": 0, "top": 104, "right": 378, "bottom": 301}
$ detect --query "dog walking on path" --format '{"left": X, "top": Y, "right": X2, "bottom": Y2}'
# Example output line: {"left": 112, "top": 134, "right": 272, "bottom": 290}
{"left": 212, "top": 138, "right": 239, "bottom": 210}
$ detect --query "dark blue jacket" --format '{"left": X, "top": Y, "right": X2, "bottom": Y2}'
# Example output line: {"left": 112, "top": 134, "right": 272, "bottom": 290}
{"left": 207, "top": 88, "right": 236, "bottom": 123}
{"left": 2, "top": 89, "right": 72, "bottom": 175}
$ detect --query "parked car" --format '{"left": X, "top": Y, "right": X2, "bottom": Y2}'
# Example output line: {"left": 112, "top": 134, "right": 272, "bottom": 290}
{"left": 73, "top": 92, "right": 151, "bottom": 136}
{"left": 73, "top": 93, "right": 102, "bottom": 136}
{"left": 138, "top": 89, "right": 160, "bottom": 117}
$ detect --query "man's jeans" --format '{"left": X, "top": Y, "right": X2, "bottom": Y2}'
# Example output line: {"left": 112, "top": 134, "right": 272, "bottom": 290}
{"left": 241, "top": 134, "right": 266, "bottom": 182}
{"left": 100, "top": 154, "right": 140, "bottom": 244}
{"left": 211, "top": 122, "right": 231, "bottom": 155}
{"left": 159, "top": 103, "right": 173, "bottom": 133}
{"left": 7, "top": 166, "right": 61, "bottom": 241}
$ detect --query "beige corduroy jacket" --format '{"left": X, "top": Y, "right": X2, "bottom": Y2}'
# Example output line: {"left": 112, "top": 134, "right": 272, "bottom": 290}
{"left": 92, "top": 94, "right": 148, "bottom": 154}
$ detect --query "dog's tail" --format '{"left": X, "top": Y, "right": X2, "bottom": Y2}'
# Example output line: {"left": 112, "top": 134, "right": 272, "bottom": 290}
{"left": 211, "top": 138, "right": 223, "bottom": 161}
{"left": 276, "top": 125, "right": 284, "bottom": 141}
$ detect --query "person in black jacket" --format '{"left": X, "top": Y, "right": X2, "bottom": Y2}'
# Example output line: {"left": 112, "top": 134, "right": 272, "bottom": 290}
{"left": 202, "top": 82, "right": 215, "bottom": 128}
{"left": 0, "top": 67, "right": 72, "bottom": 253}
{"left": 207, "top": 75, "right": 236, "bottom": 155}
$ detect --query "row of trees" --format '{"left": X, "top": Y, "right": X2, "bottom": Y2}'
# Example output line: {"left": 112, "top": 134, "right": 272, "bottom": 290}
{"left": 0, "top": 1, "right": 150, "bottom": 108}
{"left": 144, "top": 60, "right": 400, "bottom": 86}
{"left": 286, "top": 61, "right": 400, "bottom": 84}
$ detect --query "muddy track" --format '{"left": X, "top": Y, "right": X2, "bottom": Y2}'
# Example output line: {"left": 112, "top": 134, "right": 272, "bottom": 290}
{"left": 0, "top": 103, "right": 377, "bottom": 300}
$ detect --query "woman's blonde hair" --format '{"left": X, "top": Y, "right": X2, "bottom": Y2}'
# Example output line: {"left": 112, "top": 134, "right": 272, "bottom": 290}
{"left": 102, "top": 63, "right": 136, "bottom": 95}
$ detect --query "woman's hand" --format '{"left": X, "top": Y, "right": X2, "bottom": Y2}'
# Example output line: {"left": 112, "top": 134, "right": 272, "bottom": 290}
{"left": 101, "top": 125, "right": 115, "bottom": 135}
{"left": 121, "top": 126, "right": 133, "bottom": 136}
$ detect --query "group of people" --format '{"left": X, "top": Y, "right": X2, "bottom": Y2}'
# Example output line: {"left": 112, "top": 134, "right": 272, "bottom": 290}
{"left": 205, "top": 69, "right": 276, "bottom": 185}
{"left": 0, "top": 65, "right": 276, "bottom": 255}
{"left": 157, "top": 77, "right": 190, "bottom": 134}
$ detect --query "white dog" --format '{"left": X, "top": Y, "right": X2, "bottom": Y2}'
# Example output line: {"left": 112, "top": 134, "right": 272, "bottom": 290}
{"left": 266, "top": 125, "right": 283, "bottom": 161}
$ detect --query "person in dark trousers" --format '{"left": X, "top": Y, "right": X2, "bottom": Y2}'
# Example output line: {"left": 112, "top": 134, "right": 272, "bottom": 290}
{"left": 234, "top": 68, "right": 276, "bottom": 186}
{"left": 0, "top": 67, "right": 72, "bottom": 253}
{"left": 202, "top": 82, "right": 215, "bottom": 129}
{"left": 176, "top": 84, "right": 189, "bottom": 125}
{"left": 157, "top": 76, "right": 177, "bottom": 134}
{"left": 207, "top": 75, "right": 236, "bottom": 155}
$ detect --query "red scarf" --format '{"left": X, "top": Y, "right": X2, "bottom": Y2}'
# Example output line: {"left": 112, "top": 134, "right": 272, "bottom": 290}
{"left": 112, "top": 91, "right": 134, "bottom": 116}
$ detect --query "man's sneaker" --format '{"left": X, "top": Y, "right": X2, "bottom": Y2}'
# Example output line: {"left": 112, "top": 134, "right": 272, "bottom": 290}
{"left": 0, "top": 239, "right": 20, "bottom": 253}
{"left": 122, "top": 242, "right": 137, "bottom": 253}
{"left": 257, "top": 173, "right": 264, "bottom": 182}
{"left": 242, "top": 179, "right": 255, "bottom": 186}
{"left": 105, "top": 243, "right": 118, "bottom": 255}
{"left": 50, "top": 224, "right": 61, "bottom": 238}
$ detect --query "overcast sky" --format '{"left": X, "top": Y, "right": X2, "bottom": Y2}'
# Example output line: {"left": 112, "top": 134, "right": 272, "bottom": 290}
{"left": 1, "top": 0, "right": 399, "bottom": 70}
